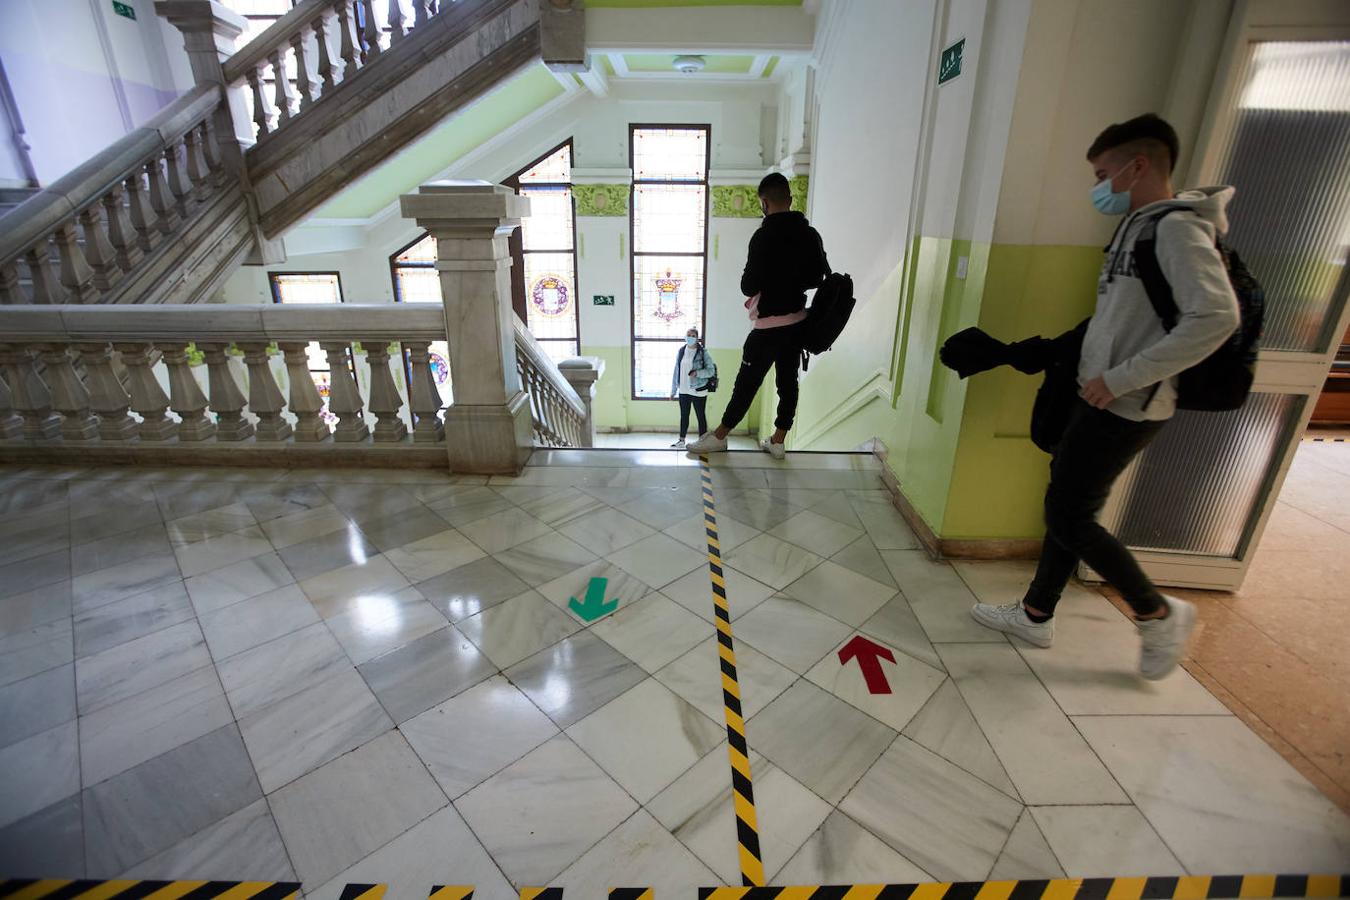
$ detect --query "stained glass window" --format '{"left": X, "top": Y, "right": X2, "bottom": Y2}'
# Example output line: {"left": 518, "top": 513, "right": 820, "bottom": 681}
{"left": 268, "top": 271, "right": 344, "bottom": 430}
{"left": 630, "top": 126, "right": 709, "bottom": 399}
{"left": 509, "top": 142, "right": 580, "bottom": 361}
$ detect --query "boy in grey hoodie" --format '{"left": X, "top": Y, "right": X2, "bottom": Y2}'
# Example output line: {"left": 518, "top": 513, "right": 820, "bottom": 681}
{"left": 971, "top": 114, "right": 1240, "bottom": 679}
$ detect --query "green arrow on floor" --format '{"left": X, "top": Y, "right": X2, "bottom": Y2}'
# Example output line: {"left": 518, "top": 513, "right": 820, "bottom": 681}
{"left": 569, "top": 576, "right": 618, "bottom": 622}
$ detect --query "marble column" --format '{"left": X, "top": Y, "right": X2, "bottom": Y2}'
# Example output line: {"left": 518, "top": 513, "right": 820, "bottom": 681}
{"left": 399, "top": 181, "right": 533, "bottom": 474}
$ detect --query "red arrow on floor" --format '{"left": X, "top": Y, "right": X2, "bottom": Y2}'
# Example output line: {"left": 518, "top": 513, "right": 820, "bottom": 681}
{"left": 838, "top": 636, "right": 896, "bottom": 694}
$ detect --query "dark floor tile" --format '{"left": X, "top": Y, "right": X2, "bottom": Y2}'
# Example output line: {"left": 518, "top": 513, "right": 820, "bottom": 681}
{"left": 416, "top": 556, "right": 529, "bottom": 622}
{"left": 505, "top": 631, "right": 646, "bottom": 728}
{"left": 359, "top": 626, "right": 496, "bottom": 724}
{"left": 0, "top": 794, "right": 84, "bottom": 877}
{"left": 357, "top": 507, "right": 453, "bottom": 554}
{"left": 276, "top": 526, "right": 379, "bottom": 582}
{"left": 0, "top": 549, "right": 72, "bottom": 600}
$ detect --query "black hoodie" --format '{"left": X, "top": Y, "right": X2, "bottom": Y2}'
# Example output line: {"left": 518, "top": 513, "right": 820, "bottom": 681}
{"left": 740, "top": 211, "right": 829, "bottom": 318}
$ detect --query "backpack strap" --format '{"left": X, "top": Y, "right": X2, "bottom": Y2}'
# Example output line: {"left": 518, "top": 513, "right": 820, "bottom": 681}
{"left": 1132, "top": 207, "right": 1195, "bottom": 333}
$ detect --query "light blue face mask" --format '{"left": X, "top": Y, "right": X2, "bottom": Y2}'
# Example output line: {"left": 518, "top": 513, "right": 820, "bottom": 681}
{"left": 685, "top": 336, "right": 698, "bottom": 346}
{"left": 1090, "top": 160, "right": 1139, "bottom": 216}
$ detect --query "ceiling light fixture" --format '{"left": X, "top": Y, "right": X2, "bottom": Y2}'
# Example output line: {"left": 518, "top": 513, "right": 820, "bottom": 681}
{"left": 673, "top": 55, "right": 706, "bottom": 75}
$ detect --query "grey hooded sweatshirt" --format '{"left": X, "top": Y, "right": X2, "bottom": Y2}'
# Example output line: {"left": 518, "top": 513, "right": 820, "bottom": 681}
{"left": 1079, "top": 186, "right": 1242, "bottom": 422}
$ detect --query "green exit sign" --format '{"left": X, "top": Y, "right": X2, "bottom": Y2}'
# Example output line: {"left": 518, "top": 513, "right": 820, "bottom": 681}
{"left": 593, "top": 294, "right": 615, "bottom": 306}
{"left": 939, "top": 38, "right": 964, "bottom": 85}
{"left": 112, "top": 1, "right": 137, "bottom": 20}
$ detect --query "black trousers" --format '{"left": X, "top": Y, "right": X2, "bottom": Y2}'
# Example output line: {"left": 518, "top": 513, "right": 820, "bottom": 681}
{"left": 678, "top": 393, "right": 708, "bottom": 439}
{"left": 1024, "top": 401, "right": 1167, "bottom": 617}
{"left": 720, "top": 324, "right": 802, "bottom": 432}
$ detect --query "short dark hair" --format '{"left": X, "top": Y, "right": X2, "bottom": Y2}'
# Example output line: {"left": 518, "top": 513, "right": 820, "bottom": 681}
{"left": 1087, "top": 114, "right": 1180, "bottom": 174}
{"left": 758, "top": 172, "right": 792, "bottom": 204}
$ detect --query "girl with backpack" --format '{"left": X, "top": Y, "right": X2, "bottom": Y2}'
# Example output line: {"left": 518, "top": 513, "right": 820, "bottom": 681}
{"left": 670, "top": 327, "right": 717, "bottom": 448}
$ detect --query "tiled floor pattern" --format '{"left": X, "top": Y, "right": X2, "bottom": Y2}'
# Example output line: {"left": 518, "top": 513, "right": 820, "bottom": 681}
{"left": 1, "top": 451, "right": 1348, "bottom": 897}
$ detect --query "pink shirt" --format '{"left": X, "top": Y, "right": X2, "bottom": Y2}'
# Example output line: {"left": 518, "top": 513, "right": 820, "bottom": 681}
{"left": 745, "top": 293, "right": 808, "bottom": 330}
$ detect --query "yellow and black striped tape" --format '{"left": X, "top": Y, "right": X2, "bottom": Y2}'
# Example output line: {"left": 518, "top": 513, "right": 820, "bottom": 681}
{"left": 339, "top": 887, "right": 385, "bottom": 900}
{"left": 428, "top": 888, "right": 474, "bottom": 900}
{"left": 520, "top": 890, "right": 563, "bottom": 900}
{"left": 698, "top": 456, "right": 766, "bottom": 888}
{"left": 610, "top": 891, "right": 655, "bottom": 900}
{"left": 697, "top": 874, "right": 1350, "bottom": 900}
{"left": 0, "top": 881, "right": 300, "bottom": 900}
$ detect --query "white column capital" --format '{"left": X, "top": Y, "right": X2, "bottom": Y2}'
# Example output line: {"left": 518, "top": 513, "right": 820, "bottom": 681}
{"left": 399, "top": 181, "right": 531, "bottom": 237}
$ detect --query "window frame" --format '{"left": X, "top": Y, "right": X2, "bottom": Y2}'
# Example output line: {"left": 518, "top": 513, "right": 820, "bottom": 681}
{"left": 389, "top": 233, "right": 438, "bottom": 304}
{"left": 628, "top": 123, "right": 712, "bottom": 402}
{"left": 267, "top": 270, "right": 345, "bottom": 305}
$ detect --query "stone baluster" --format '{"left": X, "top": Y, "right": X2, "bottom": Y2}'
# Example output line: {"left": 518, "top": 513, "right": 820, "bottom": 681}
{"left": 0, "top": 357, "right": 21, "bottom": 440}
{"left": 320, "top": 342, "right": 370, "bottom": 442}
{"left": 335, "top": 0, "right": 359, "bottom": 79}
{"left": 363, "top": 342, "right": 407, "bottom": 441}
{"left": 102, "top": 185, "right": 143, "bottom": 272}
{"left": 0, "top": 346, "right": 60, "bottom": 439}
{"left": 201, "top": 119, "right": 226, "bottom": 186}
{"left": 146, "top": 157, "right": 180, "bottom": 234}
{"left": 269, "top": 49, "right": 298, "bottom": 125}
{"left": 245, "top": 67, "right": 273, "bottom": 138}
{"left": 39, "top": 344, "right": 99, "bottom": 440}
{"left": 78, "top": 204, "right": 119, "bottom": 293}
{"left": 157, "top": 342, "right": 215, "bottom": 441}
{"left": 198, "top": 343, "right": 253, "bottom": 441}
{"left": 183, "top": 127, "right": 211, "bottom": 201}
{"left": 412, "top": 0, "right": 431, "bottom": 28}
{"left": 52, "top": 224, "right": 97, "bottom": 304}
{"left": 312, "top": 10, "right": 337, "bottom": 94}
{"left": 404, "top": 341, "right": 445, "bottom": 443}
{"left": 124, "top": 171, "right": 158, "bottom": 252}
{"left": 290, "top": 29, "right": 316, "bottom": 110}
{"left": 239, "top": 343, "right": 292, "bottom": 441}
{"left": 1, "top": 261, "right": 26, "bottom": 305}
{"left": 115, "top": 343, "right": 176, "bottom": 441}
{"left": 24, "top": 242, "right": 63, "bottom": 305}
{"left": 76, "top": 343, "right": 137, "bottom": 440}
{"left": 361, "top": 0, "right": 381, "bottom": 58}
{"left": 164, "top": 143, "right": 193, "bottom": 218}
{"left": 279, "top": 342, "right": 329, "bottom": 441}
{"left": 387, "top": 0, "right": 406, "bottom": 45}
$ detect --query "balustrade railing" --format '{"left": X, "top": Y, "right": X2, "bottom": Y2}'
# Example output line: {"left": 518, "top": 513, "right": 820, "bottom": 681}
{"left": 513, "top": 315, "right": 587, "bottom": 449}
{"left": 0, "top": 86, "right": 229, "bottom": 307}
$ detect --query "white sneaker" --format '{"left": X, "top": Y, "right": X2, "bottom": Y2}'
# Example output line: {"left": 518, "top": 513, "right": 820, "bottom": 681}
{"left": 1137, "top": 595, "right": 1196, "bottom": 680}
{"left": 760, "top": 439, "right": 786, "bottom": 460}
{"left": 670, "top": 439, "right": 686, "bottom": 448}
{"left": 686, "top": 433, "right": 728, "bottom": 454}
{"left": 970, "top": 602, "right": 1055, "bottom": 648}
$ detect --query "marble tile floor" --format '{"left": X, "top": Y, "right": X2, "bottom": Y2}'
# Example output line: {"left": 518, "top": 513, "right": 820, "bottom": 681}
{"left": 0, "top": 452, "right": 1348, "bottom": 894}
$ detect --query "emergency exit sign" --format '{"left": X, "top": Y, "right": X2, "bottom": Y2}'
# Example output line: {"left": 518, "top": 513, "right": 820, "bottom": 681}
{"left": 593, "top": 294, "right": 615, "bottom": 306}
{"left": 939, "top": 38, "right": 964, "bottom": 85}
{"left": 112, "top": 1, "right": 137, "bottom": 20}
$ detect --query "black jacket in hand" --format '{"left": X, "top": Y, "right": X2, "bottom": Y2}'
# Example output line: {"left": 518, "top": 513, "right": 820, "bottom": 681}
{"left": 741, "top": 211, "right": 829, "bottom": 317}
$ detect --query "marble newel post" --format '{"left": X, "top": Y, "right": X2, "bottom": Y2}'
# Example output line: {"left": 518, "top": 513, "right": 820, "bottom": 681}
{"left": 400, "top": 181, "right": 533, "bottom": 474}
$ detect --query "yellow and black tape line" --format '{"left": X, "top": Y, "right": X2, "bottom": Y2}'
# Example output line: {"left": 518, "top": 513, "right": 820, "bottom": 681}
{"left": 610, "top": 891, "right": 655, "bottom": 900}
{"left": 339, "top": 887, "right": 385, "bottom": 900}
{"left": 698, "top": 456, "right": 766, "bottom": 888}
{"left": 428, "top": 889, "right": 474, "bottom": 900}
{"left": 697, "top": 874, "right": 1350, "bottom": 900}
{"left": 519, "top": 890, "right": 564, "bottom": 900}
{"left": 0, "top": 882, "right": 300, "bottom": 900}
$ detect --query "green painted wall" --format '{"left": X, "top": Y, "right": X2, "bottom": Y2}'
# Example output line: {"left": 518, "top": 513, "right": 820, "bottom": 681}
{"left": 583, "top": 345, "right": 764, "bottom": 433}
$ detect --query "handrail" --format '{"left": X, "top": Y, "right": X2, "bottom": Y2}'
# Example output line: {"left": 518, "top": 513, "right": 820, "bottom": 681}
{"left": 512, "top": 314, "right": 585, "bottom": 418}
{"left": 221, "top": 0, "right": 333, "bottom": 85}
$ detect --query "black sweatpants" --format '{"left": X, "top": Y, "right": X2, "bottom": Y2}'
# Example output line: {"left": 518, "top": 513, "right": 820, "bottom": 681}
{"left": 720, "top": 324, "right": 803, "bottom": 432}
{"left": 678, "top": 393, "right": 708, "bottom": 439}
{"left": 1024, "top": 401, "right": 1167, "bottom": 617}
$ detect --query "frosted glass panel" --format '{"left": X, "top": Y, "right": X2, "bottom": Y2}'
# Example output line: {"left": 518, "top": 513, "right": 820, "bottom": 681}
{"left": 1104, "top": 393, "right": 1305, "bottom": 558}
{"left": 1212, "top": 41, "right": 1350, "bottom": 353}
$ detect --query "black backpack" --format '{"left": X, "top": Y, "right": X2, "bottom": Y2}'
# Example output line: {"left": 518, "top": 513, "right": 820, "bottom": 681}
{"left": 800, "top": 228, "right": 855, "bottom": 364}
{"left": 1133, "top": 208, "right": 1264, "bottom": 412}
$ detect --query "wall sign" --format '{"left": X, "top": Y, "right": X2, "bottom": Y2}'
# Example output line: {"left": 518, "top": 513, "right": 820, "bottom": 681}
{"left": 592, "top": 295, "right": 615, "bottom": 306}
{"left": 939, "top": 38, "right": 964, "bottom": 85}
{"left": 112, "top": 1, "right": 137, "bottom": 20}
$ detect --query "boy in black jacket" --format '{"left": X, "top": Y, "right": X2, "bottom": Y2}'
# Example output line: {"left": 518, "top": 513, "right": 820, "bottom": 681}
{"left": 688, "top": 173, "right": 827, "bottom": 458}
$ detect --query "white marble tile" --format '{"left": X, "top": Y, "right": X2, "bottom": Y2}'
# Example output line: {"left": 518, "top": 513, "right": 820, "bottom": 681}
{"left": 216, "top": 622, "right": 348, "bottom": 718}
{"left": 198, "top": 584, "right": 320, "bottom": 661}
{"left": 901, "top": 679, "right": 1020, "bottom": 801}
{"left": 805, "top": 632, "right": 946, "bottom": 734}
{"left": 725, "top": 534, "right": 824, "bottom": 590}
{"left": 173, "top": 526, "right": 274, "bottom": 578}
{"left": 299, "top": 554, "right": 411, "bottom": 618}
{"left": 989, "top": 809, "right": 1064, "bottom": 881}
{"left": 457, "top": 590, "right": 581, "bottom": 669}
{"left": 839, "top": 736, "right": 1022, "bottom": 882}
{"left": 769, "top": 509, "right": 864, "bottom": 557}
{"left": 734, "top": 596, "right": 853, "bottom": 674}
{"left": 0, "top": 581, "right": 72, "bottom": 636}
{"left": 938, "top": 644, "right": 1128, "bottom": 806}
{"left": 358, "top": 625, "right": 495, "bottom": 724}
{"left": 0, "top": 720, "right": 80, "bottom": 829}
{"left": 513, "top": 487, "right": 608, "bottom": 527}
{"left": 590, "top": 592, "right": 711, "bottom": 673}
{"left": 80, "top": 665, "right": 233, "bottom": 787}
{"left": 184, "top": 552, "right": 295, "bottom": 615}
{"left": 239, "top": 666, "right": 393, "bottom": 793}
{"left": 800, "top": 491, "right": 866, "bottom": 528}
{"left": 268, "top": 730, "right": 445, "bottom": 886}
{"left": 656, "top": 637, "right": 797, "bottom": 725}
{"left": 239, "top": 483, "right": 332, "bottom": 524}
{"left": 558, "top": 506, "right": 657, "bottom": 556}
{"left": 664, "top": 510, "right": 760, "bottom": 555}
{"left": 382, "top": 527, "right": 487, "bottom": 584}
{"left": 0, "top": 618, "right": 73, "bottom": 688}
{"left": 554, "top": 809, "right": 718, "bottom": 899}
{"left": 259, "top": 504, "right": 352, "bottom": 551}
{"left": 119, "top": 799, "right": 294, "bottom": 881}
{"left": 71, "top": 523, "right": 172, "bottom": 577}
{"left": 493, "top": 466, "right": 629, "bottom": 488}
{"left": 536, "top": 559, "right": 652, "bottom": 625}
{"left": 713, "top": 488, "right": 804, "bottom": 532}
{"left": 780, "top": 560, "right": 896, "bottom": 628}
{"left": 830, "top": 535, "right": 897, "bottom": 587}
{"left": 73, "top": 552, "right": 182, "bottom": 616}
{"left": 881, "top": 551, "right": 1006, "bottom": 643}
{"left": 505, "top": 631, "right": 647, "bottom": 729}
{"left": 661, "top": 563, "right": 776, "bottom": 623}
{"left": 858, "top": 594, "right": 945, "bottom": 673}
{"left": 324, "top": 586, "right": 449, "bottom": 665}
{"left": 750, "top": 679, "right": 898, "bottom": 804}
{"left": 0, "top": 663, "right": 75, "bottom": 750}
{"left": 492, "top": 531, "right": 597, "bottom": 587}
{"left": 455, "top": 735, "right": 639, "bottom": 886}
{"left": 415, "top": 556, "right": 529, "bottom": 622}
{"left": 76, "top": 619, "right": 212, "bottom": 715}
{"left": 426, "top": 486, "right": 516, "bottom": 528}
{"left": 847, "top": 491, "right": 921, "bottom": 549}
{"left": 400, "top": 675, "right": 558, "bottom": 799}
{"left": 457, "top": 507, "right": 554, "bottom": 555}
{"left": 1074, "top": 715, "right": 1350, "bottom": 873}
{"left": 165, "top": 503, "right": 258, "bottom": 547}
{"left": 774, "top": 810, "right": 932, "bottom": 884}
{"left": 1029, "top": 805, "right": 1185, "bottom": 878}
{"left": 647, "top": 746, "right": 831, "bottom": 885}
{"left": 605, "top": 532, "right": 707, "bottom": 590}
{"left": 319, "top": 483, "right": 425, "bottom": 526}
{"left": 0, "top": 549, "right": 71, "bottom": 601}
{"left": 567, "top": 679, "right": 723, "bottom": 802}
{"left": 617, "top": 488, "right": 705, "bottom": 530}
{"left": 307, "top": 805, "right": 515, "bottom": 900}
{"left": 69, "top": 500, "right": 162, "bottom": 546}
{"left": 73, "top": 581, "right": 194, "bottom": 659}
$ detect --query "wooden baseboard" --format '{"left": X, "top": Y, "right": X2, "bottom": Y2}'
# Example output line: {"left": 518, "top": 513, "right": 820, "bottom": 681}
{"left": 871, "top": 439, "right": 1043, "bottom": 561}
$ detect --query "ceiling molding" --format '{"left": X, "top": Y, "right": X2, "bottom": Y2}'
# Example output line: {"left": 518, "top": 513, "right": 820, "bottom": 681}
{"left": 586, "top": 6, "right": 816, "bottom": 55}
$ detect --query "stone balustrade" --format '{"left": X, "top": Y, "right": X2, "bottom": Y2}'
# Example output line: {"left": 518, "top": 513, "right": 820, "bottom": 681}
{"left": 0, "top": 86, "right": 230, "bottom": 307}
{"left": 513, "top": 316, "right": 589, "bottom": 449}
